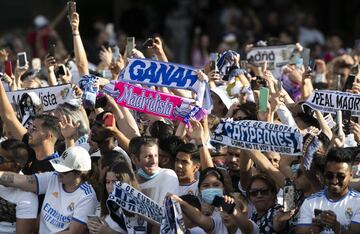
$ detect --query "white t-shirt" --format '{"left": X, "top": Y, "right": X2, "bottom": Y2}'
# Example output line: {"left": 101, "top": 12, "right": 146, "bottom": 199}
{"left": 297, "top": 189, "right": 360, "bottom": 231}
{"left": 140, "top": 168, "right": 179, "bottom": 204}
{"left": 0, "top": 185, "right": 38, "bottom": 233}
{"left": 179, "top": 180, "right": 199, "bottom": 196}
{"left": 35, "top": 172, "right": 97, "bottom": 234}
{"left": 211, "top": 211, "right": 259, "bottom": 234}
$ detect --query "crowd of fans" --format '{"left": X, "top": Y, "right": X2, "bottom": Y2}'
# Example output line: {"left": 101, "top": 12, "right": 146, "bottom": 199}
{"left": 0, "top": 1, "right": 358, "bottom": 234}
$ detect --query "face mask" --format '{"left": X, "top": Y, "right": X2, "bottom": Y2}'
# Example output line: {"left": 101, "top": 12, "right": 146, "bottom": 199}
{"left": 137, "top": 168, "right": 160, "bottom": 180}
{"left": 201, "top": 188, "right": 224, "bottom": 204}
{"left": 352, "top": 165, "right": 360, "bottom": 178}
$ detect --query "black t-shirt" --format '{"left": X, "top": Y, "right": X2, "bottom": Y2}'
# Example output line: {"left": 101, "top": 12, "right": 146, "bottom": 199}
{"left": 21, "top": 133, "right": 58, "bottom": 214}
{"left": 21, "top": 133, "right": 57, "bottom": 175}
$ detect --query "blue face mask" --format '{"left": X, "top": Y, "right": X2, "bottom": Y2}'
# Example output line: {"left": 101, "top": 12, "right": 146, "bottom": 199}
{"left": 137, "top": 168, "right": 160, "bottom": 180}
{"left": 201, "top": 188, "right": 224, "bottom": 204}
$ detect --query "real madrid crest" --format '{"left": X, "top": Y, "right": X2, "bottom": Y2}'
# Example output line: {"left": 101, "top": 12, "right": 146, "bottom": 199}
{"left": 67, "top": 202, "right": 75, "bottom": 212}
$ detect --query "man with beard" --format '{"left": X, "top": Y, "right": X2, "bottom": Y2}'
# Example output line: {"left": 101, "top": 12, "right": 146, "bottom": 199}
{"left": 296, "top": 148, "right": 360, "bottom": 234}
{"left": 0, "top": 79, "right": 61, "bottom": 174}
{"left": 225, "top": 147, "right": 243, "bottom": 193}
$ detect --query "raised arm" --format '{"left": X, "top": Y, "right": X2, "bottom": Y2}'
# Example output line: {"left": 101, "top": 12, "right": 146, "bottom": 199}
{"left": 189, "top": 119, "right": 214, "bottom": 169}
{"left": 0, "top": 78, "right": 27, "bottom": 140}
{"left": 167, "top": 193, "right": 213, "bottom": 232}
{"left": 247, "top": 150, "right": 285, "bottom": 188}
{"left": 0, "top": 172, "right": 36, "bottom": 193}
{"left": 70, "top": 12, "right": 89, "bottom": 76}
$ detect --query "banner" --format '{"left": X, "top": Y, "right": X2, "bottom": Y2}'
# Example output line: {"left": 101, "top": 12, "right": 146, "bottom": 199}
{"left": 304, "top": 90, "right": 360, "bottom": 116}
{"left": 211, "top": 120, "right": 303, "bottom": 155}
{"left": 160, "top": 196, "right": 186, "bottom": 234}
{"left": 6, "top": 84, "right": 73, "bottom": 112}
{"left": 107, "top": 181, "right": 163, "bottom": 224}
{"left": 115, "top": 81, "right": 202, "bottom": 123}
{"left": 246, "top": 45, "right": 298, "bottom": 77}
{"left": 108, "top": 181, "right": 186, "bottom": 234}
{"left": 119, "top": 58, "right": 206, "bottom": 105}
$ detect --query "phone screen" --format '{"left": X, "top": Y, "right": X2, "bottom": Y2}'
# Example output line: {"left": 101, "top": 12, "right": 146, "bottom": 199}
{"left": 113, "top": 46, "right": 120, "bottom": 62}
{"left": 127, "top": 37, "right": 135, "bottom": 57}
{"left": 18, "top": 53, "right": 27, "bottom": 68}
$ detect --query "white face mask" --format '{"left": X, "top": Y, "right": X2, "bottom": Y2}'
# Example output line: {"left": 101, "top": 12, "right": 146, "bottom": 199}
{"left": 352, "top": 164, "right": 360, "bottom": 178}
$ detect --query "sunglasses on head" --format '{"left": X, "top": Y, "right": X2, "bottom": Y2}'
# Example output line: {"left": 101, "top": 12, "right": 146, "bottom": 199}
{"left": 248, "top": 188, "right": 270, "bottom": 197}
{"left": 324, "top": 172, "right": 346, "bottom": 182}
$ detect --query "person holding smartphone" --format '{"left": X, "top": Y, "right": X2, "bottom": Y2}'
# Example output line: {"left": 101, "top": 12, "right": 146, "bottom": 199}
{"left": 296, "top": 148, "right": 360, "bottom": 234}
{"left": 166, "top": 167, "right": 258, "bottom": 234}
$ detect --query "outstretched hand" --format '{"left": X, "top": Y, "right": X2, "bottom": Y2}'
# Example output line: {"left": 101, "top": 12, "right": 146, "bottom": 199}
{"left": 59, "top": 115, "right": 79, "bottom": 139}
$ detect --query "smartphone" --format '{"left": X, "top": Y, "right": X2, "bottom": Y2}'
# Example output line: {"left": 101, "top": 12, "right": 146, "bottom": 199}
{"left": 104, "top": 114, "right": 114, "bottom": 127}
{"left": 342, "top": 110, "right": 351, "bottom": 135}
{"left": 87, "top": 215, "right": 101, "bottom": 224}
{"left": 102, "top": 41, "right": 110, "bottom": 49}
{"left": 143, "top": 38, "right": 154, "bottom": 48}
{"left": 127, "top": 37, "right": 135, "bottom": 57}
{"left": 67, "top": 1, "right": 77, "bottom": 18}
{"left": 17, "top": 52, "right": 27, "bottom": 69}
{"left": 48, "top": 43, "right": 56, "bottom": 57}
{"left": 212, "top": 196, "right": 236, "bottom": 214}
{"left": 240, "top": 60, "right": 248, "bottom": 70}
{"left": 54, "top": 65, "right": 66, "bottom": 78}
{"left": 113, "top": 46, "right": 120, "bottom": 63}
{"left": 314, "top": 209, "right": 322, "bottom": 217}
{"left": 259, "top": 87, "right": 269, "bottom": 112}
{"left": 4, "top": 61, "right": 12, "bottom": 77}
{"left": 343, "top": 66, "right": 358, "bottom": 91}
{"left": 336, "top": 110, "right": 342, "bottom": 135}
{"left": 283, "top": 180, "right": 295, "bottom": 212}
{"left": 209, "top": 53, "right": 219, "bottom": 73}
{"left": 32, "top": 58, "right": 41, "bottom": 71}
{"left": 302, "top": 48, "right": 310, "bottom": 68}
{"left": 95, "top": 95, "right": 107, "bottom": 108}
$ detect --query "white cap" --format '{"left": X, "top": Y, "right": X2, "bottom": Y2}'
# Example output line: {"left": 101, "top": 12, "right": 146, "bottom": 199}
{"left": 50, "top": 146, "right": 91, "bottom": 172}
{"left": 211, "top": 86, "right": 237, "bottom": 109}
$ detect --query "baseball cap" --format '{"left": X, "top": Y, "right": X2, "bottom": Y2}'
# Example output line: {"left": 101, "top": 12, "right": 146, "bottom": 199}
{"left": 50, "top": 146, "right": 91, "bottom": 172}
{"left": 211, "top": 86, "right": 237, "bottom": 109}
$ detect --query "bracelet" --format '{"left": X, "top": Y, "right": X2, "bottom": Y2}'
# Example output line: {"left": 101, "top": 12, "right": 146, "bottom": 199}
{"left": 72, "top": 33, "right": 80, "bottom": 36}
{"left": 197, "top": 144, "right": 204, "bottom": 149}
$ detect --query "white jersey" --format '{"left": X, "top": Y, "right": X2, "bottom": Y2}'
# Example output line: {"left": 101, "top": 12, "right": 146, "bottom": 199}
{"left": 211, "top": 211, "right": 259, "bottom": 234}
{"left": 179, "top": 180, "right": 199, "bottom": 196}
{"left": 35, "top": 172, "right": 97, "bottom": 234}
{"left": 0, "top": 185, "right": 38, "bottom": 233}
{"left": 140, "top": 168, "right": 179, "bottom": 204}
{"left": 297, "top": 188, "right": 360, "bottom": 231}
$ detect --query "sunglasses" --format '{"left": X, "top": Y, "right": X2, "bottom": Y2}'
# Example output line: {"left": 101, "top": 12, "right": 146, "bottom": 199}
{"left": 324, "top": 172, "right": 346, "bottom": 182}
{"left": 248, "top": 188, "right": 270, "bottom": 197}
